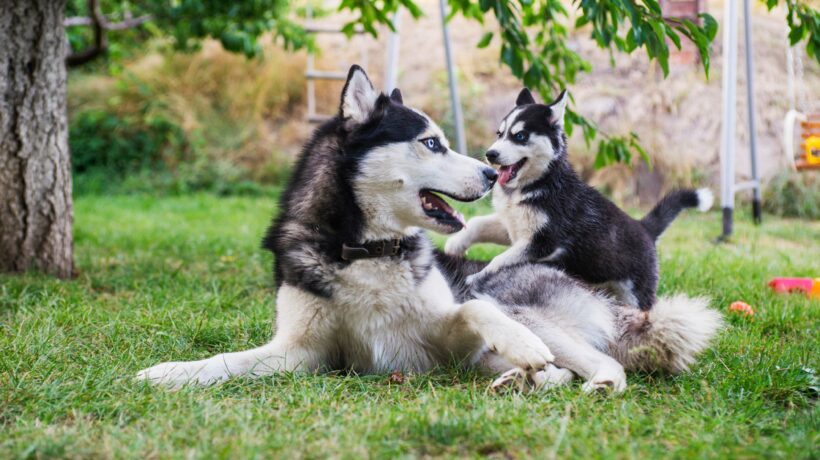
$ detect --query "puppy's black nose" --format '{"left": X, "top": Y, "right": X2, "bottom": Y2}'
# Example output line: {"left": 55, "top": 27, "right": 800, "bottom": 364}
{"left": 485, "top": 150, "right": 500, "bottom": 163}
{"left": 482, "top": 167, "right": 498, "bottom": 183}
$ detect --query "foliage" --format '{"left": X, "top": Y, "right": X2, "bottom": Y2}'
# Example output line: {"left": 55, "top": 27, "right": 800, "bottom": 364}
{"left": 772, "top": 0, "right": 820, "bottom": 62}
{"left": 68, "top": 41, "right": 304, "bottom": 196}
{"left": 763, "top": 170, "right": 820, "bottom": 219}
{"left": 69, "top": 109, "right": 187, "bottom": 177}
{"left": 1, "top": 193, "right": 818, "bottom": 457}
{"left": 148, "top": 0, "right": 312, "bottom": 57}
{"left": 65, "top": 0, "right": 311, "bottom": 65}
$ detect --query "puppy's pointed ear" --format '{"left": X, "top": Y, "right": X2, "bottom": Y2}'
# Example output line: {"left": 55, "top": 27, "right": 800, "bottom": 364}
{"left": 516, "top": 88, "right": 535, "bottom": 106}
{"left": 341, "top": 65, "right": 379, "bottom": 123}
{"left": 389, "top": 88, "right": 403, "bottom": 105}
{"left": 549, "top": 90, "right": 568, "bottom": 127}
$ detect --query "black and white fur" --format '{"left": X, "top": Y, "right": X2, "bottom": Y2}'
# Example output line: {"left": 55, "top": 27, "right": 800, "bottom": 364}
{"left": 445, "top": 88, "right": 714, "bottom": 311}
{"left": 137, "top": 69, "right": 721, "bottom": 392}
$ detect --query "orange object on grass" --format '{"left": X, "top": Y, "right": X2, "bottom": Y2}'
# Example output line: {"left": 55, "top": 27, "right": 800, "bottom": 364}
{"left": 729, "top": 301, "right": 755, "bottom": 316}
{"left": 768, "top": 277, "right": 820, "bottom": 299}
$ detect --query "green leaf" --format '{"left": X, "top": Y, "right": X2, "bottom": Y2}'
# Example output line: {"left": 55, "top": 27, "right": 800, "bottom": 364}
{"left": 477, "top": 31, "right": 493, "bottom": 48}
{"left": 700, "top": 13, "right": 718, "bottom": 41}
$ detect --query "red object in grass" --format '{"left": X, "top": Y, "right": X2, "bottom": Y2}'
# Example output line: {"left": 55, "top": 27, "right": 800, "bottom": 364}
{"left": 768, "top": 278, "right": 814, "bottom": 294}
{"left": 729, "top": 301, "right": 755, "bottom": 316}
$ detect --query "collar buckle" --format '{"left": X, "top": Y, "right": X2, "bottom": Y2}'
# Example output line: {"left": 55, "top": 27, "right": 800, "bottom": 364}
{"left": 341, "top": 238, "right": 403, "bottom": 261}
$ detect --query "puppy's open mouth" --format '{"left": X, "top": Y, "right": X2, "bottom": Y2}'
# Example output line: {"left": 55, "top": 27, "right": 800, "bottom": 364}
{"left": 497, "top": 158, "right": 527, "bottom": 187}
{"left": 419, "top": 189, "right": 466, "bottom": 232}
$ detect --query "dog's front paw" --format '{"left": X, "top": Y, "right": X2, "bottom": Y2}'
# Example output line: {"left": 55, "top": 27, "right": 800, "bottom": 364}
{"left": 136, "top": 359, "right": 229, "bottom": 388}
{"left": 581, "top": 361, "right": 626, "bottom": 393}
{"left": 488, "top": 323, "right": 554, "bottom": 372}
{"left": 444, "top": 232, "right": 470, "bottom": 256}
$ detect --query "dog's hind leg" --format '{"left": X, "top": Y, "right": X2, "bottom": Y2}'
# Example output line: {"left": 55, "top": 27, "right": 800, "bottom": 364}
{"left": 444, "top": 299, "right": 554, "bottom": 372}
{"left": 137, "top": 285, "right": 334, "bottom": 387}
{"left": 444, "top": 214, "right": 510, "bottom": 255}
{"left": 533, "top": 324, "right": 627, "bottom": 393}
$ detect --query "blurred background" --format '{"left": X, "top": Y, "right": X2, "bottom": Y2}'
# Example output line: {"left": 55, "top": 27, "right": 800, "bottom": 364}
{"left": 66, "top": 0, "right": 819, "bottom": 217}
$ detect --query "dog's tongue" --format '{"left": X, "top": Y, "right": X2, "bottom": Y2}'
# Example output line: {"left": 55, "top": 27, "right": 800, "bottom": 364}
{"left": 498, "top": 165, "right": 514, "bottom": 187}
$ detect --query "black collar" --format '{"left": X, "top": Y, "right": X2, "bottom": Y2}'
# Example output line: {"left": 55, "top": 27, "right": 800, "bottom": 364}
{"left": 341, "top": 238, "right": 404, "bottom": 261}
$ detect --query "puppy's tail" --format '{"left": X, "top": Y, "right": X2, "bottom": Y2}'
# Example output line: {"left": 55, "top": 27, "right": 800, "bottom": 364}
{"left": 640, "top": 188, "right": 713, "bottom": 240}
{"left": 609, "top": 294, "right": 723, "bottom": 373}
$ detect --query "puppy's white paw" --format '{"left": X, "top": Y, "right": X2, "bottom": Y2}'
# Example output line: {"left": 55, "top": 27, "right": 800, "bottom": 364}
{"left": 581, "top": 362, "right": 627, "bottom": 393}
{"left": 136, "top": 359, "right": 229, "bottom": 388}
{"left": 533, "top": 364, "right": 575, "bottom": 390}
{"left": 444, "top": 232, "right": 470, "bottom": 256}
{"left": 465, "top": 267, "right": 493, "bottom": 285}
{"left": 488, "top": 323, "right": 554, "bottom": 372}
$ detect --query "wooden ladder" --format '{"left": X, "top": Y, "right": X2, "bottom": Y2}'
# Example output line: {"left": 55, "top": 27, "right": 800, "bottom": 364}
{"left": 304, "top": 8, "right": 365, "bottom": 123}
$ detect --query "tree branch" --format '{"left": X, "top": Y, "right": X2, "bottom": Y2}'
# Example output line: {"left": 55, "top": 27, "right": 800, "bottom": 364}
{"left": 65, "top": 1, "right": 152, "bottom": 67}
{"left": 65, "top": 14, "right": 153, "bottom": 30}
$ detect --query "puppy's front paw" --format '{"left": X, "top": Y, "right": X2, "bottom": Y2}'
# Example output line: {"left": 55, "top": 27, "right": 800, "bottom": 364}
{"left": 465, "top": 267, "right": 493, "bottom": 285}
{"left": 136, "top": 359, "right": 229, "bottom": 388}
{"left": 444, "top": 232, "right": 470, "bottom": 256}
{"left": 581, "top": 361, "right": 626, "bottom": 394}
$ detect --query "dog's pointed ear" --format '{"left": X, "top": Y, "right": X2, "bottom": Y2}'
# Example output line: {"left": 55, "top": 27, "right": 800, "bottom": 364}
{"left": 549, "top": 90, "right": 568, "bottom": 127}
{"left": 389, "top": 88, "right": 403, "bottom": 105}
{"left": 341, "top": 65, "right": 379, "bottom": 123}
{"left": 516, "top": 88, "right": 535, "bottom": 106}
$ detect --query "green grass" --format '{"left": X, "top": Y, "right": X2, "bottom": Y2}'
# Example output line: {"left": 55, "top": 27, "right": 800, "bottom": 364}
{"left": 1, "top": 193, "right": 818, "bottom": 459}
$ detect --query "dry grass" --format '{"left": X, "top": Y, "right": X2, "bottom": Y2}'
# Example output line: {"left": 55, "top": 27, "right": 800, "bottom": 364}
{"left": 69, "top": 38, "right": 308, "bottom": 181}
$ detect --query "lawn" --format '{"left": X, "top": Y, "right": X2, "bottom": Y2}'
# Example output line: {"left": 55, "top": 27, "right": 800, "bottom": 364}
{"left": 1, "top": 192, "right": 818, "bottom": 459}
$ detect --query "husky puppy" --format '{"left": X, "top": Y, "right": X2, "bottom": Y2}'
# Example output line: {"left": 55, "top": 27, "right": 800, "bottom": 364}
{"left": 137, "top": 69, "right": 720, "bottom": 392}
{"left": 445, "top": 89, "right": 714, "bottom": 310}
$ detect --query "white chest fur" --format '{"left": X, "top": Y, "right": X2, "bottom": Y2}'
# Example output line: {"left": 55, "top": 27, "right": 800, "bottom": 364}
{"left": 332, "top": 258, "right": 457, "bottom": 373}
{"left": 492, "top": 186, "right": 548, "bottom": 242}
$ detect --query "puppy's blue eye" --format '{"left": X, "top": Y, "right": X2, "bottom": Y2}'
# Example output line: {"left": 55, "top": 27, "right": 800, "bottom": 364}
{"left": 514, "top": 132, "right": 528, "bottom": 142}
{"left": 422, "top": 137, "right": 442, "bottom": 152}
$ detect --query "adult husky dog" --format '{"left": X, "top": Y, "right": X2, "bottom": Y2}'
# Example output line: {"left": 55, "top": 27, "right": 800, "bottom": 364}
{"left": 445, "top": 88, "right": 713, "bottom": 310}
{"left": 137, "top": 67, "right": 721, "bottom": 392}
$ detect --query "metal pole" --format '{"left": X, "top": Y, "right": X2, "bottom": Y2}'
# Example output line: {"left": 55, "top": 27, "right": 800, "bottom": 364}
{"left": 306, "top": 6, "right": 316, "bottom": 120}
{"left": 439, "top": 0, "right": 467, "bottom": 155}
{"left": 384, "top": 11, "right": 401, "bottom": 93}
{"left": 743, "top": 0, "right": 762, "bottom": 224}
{"left": 719, "top": 0, "right": 739, "bottom": 241}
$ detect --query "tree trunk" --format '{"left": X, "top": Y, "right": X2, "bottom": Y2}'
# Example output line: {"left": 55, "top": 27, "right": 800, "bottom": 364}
{"left": 0, "top": 0, "right": 74, "bottom": 278}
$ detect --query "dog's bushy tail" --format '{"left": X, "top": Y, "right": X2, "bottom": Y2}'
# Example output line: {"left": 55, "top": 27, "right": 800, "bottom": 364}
{"left": 609, "top": 294, "right": 723, "bottom": 373}
{"left": 640, "top": 188, "right": 713, "bottom": 240}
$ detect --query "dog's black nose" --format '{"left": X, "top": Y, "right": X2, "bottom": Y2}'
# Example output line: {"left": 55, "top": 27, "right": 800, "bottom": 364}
{"left": 482, "top": 167, "right": 498, "bottom": 183}
{"left": 485, "top": 150, "right": 500, "bottom": 163}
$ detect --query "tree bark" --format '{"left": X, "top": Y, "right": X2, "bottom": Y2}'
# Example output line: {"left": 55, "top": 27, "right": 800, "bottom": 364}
{"left": 0, "top": 0, "right": 74, "bottom": 278}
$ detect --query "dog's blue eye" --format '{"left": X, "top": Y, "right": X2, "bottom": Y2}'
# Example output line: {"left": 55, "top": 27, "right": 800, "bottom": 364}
{"left": 514, "top": 132, "right": 528, "bottom": 142}
{"left": 422, "top": 137, "right": 442, "bottom": 152}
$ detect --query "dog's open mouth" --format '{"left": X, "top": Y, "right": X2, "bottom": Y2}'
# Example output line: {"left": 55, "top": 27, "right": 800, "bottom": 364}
{"left": 420, "top": 189, "right": 466, "bottom": 232}
{"left": 497, "top": 158, "right": 528, "bottom": 187}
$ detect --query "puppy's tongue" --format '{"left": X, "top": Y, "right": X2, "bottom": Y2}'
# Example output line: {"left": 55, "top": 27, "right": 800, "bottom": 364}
{"left": 498, "top": 165, "right": 514, "bottom": 187}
